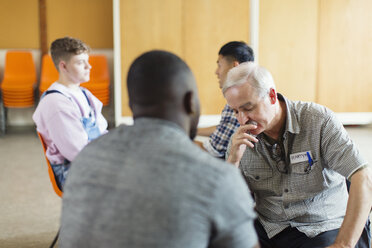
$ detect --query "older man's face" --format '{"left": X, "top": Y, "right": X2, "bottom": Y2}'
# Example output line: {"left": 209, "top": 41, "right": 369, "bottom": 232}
{"left": 224, "top": 82, "right": 275, "bottom": 136}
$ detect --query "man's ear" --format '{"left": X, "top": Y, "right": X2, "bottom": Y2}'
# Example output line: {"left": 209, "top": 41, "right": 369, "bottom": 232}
{"left": 233, "top": 60, "right": 239, "bottom": 67}
{"left": 269, "top": 88, "right": 277, "bottom": 104}
{"left": 183, "top": 91, "right": 195, "bottom": 114}
{"left": 58, "top": 61, "right": 67, "bottom": 72}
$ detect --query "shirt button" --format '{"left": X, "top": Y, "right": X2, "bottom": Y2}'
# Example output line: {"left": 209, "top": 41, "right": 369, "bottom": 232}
{"left": 284, "top": 188, "right": 289, "bottom": 193}
{"left": 284, "top": 204, "right": 289, "bottom": 209}
{"left": 255, "top": 175, "right": 260, "bottom": 180}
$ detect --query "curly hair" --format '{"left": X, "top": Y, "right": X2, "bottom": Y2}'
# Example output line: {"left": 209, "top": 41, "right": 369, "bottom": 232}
{"left": 50, "top": 37, "right": 90, "bottom": 70}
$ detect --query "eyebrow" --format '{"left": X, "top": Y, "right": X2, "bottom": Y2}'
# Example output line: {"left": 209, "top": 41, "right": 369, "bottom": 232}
{"left": 231, "top": 102, "right": 254, "bottom": 113}
{"left": 239, "top": 102, "right": 254, "bottom": 109}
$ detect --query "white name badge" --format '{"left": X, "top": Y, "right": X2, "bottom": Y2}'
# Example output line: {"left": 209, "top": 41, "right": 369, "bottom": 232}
{"left": 290, "top": 151, "right": 312, "bottom": 164}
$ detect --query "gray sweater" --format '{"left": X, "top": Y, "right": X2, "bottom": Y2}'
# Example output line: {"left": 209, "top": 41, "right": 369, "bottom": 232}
{"left": 60, "top": 118, "right": 257, "bottom": 248}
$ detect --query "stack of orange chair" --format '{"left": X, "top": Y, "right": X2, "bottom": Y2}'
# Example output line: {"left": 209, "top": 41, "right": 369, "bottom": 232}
{"left": 39, "top": 54, "right": 59, "bottom": 96}
{"left": 0, "top": 51, "right": 37, "bottom": 107}
{"left": 81, "top": 54, "right": 110, "bottom": 106}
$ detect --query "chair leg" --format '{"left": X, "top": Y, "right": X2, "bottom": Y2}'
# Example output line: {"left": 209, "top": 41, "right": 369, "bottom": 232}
{"left": 0, "top": 101, "right": 6, "bottom": 135}
{"left": 49, "top": 229, "right": 59, "bottom": 248}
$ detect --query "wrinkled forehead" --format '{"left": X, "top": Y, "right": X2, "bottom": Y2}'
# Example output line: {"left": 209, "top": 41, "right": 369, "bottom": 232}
{"left": 224, "top": 82, "right": 260, "bottom": 107}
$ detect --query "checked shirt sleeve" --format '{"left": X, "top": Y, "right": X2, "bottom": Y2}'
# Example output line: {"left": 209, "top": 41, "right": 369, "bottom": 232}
{"left": 203, "top": 105, "right": 240, "bottom": 158}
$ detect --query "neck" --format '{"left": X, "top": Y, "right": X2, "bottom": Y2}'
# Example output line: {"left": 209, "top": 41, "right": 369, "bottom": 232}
{"left": 264, "top": 100, "right": 287, "bottom": 141}
{"left": 133, "top": 106, "right": 189, "bottom": 135}
{"left": 57, "top": 75, "right": 81, "bottom": 91}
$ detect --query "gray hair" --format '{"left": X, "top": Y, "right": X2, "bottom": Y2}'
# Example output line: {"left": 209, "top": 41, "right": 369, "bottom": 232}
{"left": 222, "top": 62, "right": 275, "bottom": 98}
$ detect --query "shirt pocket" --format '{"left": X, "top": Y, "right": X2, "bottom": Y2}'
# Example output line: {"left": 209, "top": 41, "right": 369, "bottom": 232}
{"left": 242, "top": 167, "right": 274, "bottom": 193}
{"left": 291, "top": 160, "right": 319, "bottom": 174}
{"left": 290, "top": 160, "right": 325, "bottom": 193}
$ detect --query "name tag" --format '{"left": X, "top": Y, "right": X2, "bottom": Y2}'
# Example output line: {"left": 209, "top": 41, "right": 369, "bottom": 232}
{"left": 290, "top": 151, "right": 312, "bottom": 164}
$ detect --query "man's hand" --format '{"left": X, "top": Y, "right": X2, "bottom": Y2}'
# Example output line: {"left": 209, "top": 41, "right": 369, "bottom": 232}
{"left": 227, "top": 123, "right": 258, "bottom": 167}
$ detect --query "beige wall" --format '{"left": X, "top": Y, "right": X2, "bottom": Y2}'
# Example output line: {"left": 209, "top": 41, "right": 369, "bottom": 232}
{"left": 120, "top": 0, "right": 183, "bottom": 116}
{"left": 317, "top": 0, "right": 372, "bottom": 112}
{"left": 119, "top": 0, "right": 372, "bottom": 117}
{"left": 120, "top": 0, "right": 250, "bottom": 117}
{"left": 260, "top": 0, "right": 372, "bottom": 112}
{"left": 0, "top": 0, "right": 39, "bottom": 49}
{"left": 0, "top": 0, "right": 113, "bottom": 49}
{"left": 46, "top": 0, "right": 113, "bottom": 49}
{"left": 259, "top": 0, "right": 319, "bottom": 102}
{"left": 183, "top": 0, "right": 250, "bottom": 115}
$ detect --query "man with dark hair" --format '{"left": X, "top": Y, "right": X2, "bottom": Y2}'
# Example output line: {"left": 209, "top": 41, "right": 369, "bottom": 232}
{"left": 59, "top": 50, "right": 258, "bottom": 248}
{"left": 198, "top": 41, "right": 254, "bottom": 158}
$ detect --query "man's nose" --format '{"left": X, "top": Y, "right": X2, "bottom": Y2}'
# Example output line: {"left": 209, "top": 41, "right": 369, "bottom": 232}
{"left": 237, "top": 111, "right": 248, "bottom": 125}
{"left": 86, "top": 61, "right": 92, "bottom": 69}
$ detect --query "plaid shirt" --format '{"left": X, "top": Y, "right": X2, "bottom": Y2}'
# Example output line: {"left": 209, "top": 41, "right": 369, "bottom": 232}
{"left": 228, "top": 94, "right": 368, "bottom": 238}
{"left": 203, "top": 104, "right": 240, "bottom": 158}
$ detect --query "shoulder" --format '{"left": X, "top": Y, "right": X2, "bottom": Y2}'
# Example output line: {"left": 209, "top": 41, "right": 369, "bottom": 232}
{"left": 80, "top": 87, "right": 103, "bottom": 107}
{"left": 222, "top": 104, "right": 234, "bottom": 114}
{"left": 39, "top": 92, "right": 74, "bottom": 110}
{"left": 187, "top": 143, "right": 244, "bottom": 181}
{"left": 288, "top": 98, "right": 334, "bottom": 123}
{"left": 34, "top": 91, "right": 79, "bottom": 123}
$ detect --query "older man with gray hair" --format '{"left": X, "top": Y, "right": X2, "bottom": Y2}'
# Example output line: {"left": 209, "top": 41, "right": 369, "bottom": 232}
{"left": 223, "top": 62, "right": 372, "bottom": 248}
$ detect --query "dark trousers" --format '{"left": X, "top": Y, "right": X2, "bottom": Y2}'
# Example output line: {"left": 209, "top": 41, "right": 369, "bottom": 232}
{"left": 255, "top": 218, "right": 370, "bottom": 248}
{"left": 254, "top": 220, "right": 338, "bottom": 248}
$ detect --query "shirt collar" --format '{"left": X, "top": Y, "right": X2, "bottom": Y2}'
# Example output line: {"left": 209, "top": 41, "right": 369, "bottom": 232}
{"left": 49, "top": 82, "right": 77, "bottom": 99}
{"left": 133, "top": 117, "right": 187, "bottom": 135}
{"left": 277, "top": 93, "right": 300, "bottom": 135}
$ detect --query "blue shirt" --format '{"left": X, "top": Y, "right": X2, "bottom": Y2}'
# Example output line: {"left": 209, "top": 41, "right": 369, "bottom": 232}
{"left": 204, "top": 104, "right": 240, "bottom": 158}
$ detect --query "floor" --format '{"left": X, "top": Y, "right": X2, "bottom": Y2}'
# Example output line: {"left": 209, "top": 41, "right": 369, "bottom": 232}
{"left": 0, "top": 125, "right": 372, "bottom": 247}
{"left": 0, "top": 127, "right": 60, "bottom": 248}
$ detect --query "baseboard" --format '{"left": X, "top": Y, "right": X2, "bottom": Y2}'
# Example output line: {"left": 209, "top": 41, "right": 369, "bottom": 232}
{"left": 116, "top": 112, "right": 372, "bottom": 127}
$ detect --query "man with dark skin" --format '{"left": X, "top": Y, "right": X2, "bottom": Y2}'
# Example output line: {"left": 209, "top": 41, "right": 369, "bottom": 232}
{"left": 59, "top": 50, "right": 259, "bottom": 248}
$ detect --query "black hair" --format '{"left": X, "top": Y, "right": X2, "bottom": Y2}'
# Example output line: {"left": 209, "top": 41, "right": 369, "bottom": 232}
{"left": 127, "top": 50, "right": 193, "bottom": 108}
{"left": 218, "top": 41, "right": 254, "bottom": 63}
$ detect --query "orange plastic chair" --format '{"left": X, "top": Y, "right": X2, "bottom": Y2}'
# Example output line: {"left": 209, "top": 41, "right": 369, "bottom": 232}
{"left": 81, "top": 54, "right": 110, "bottom": 105}
{"left": 37, "top": 132, "right": 63, "bottom": 197}
{"left": 39, "top": 54, "right": 59, "bottom": 96}
{"left": 0, "top": 51, "right": 37, "bottom": 108}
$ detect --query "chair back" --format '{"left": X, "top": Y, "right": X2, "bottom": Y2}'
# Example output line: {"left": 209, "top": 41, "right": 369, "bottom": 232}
{"left": 39, "top": 54, "right": 59, "bottom": 96}
{"left": 2, "top": 51, "right": 36, "bottom": 83}
{"left": 37, "top": 132, "right": 63, "bottom": 197}
{"left": 88, "top": 54, "right": 109, "bottom": 82}
{"left": 0, "top": 51, "right": 36, "bottom": 108}
{"left": 80, "top": 54, "right": 110, "bottom": 105}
